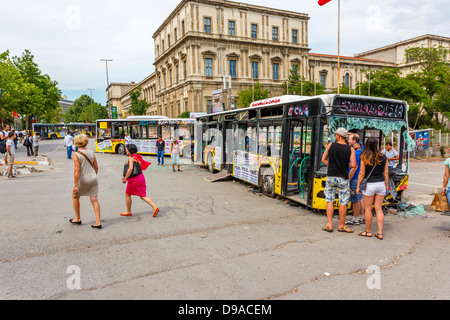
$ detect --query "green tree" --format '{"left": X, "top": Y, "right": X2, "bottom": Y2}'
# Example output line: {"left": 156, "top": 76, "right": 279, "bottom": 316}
{"left": 129, "top": 87, "right": 150, "bottom": 115}
{"left": 236, "top": 82, "right": 269, "bottom": 108}
{"left": 179, "top": 110, "right": 190, "bottom": 118}
{"left": 0, "top": 51, "right": 25, "bottom": 124}
{"left": 65, "top": 94, "right": 108, "bottom": 123}
{"left": 404, "top": 46, "right": 450, "bottom": 129}
{"left": 282, "top": 69, "right": 325, "bottom": 96}
{"left": 10, "top": 49, "right": 62, "bottom": 129}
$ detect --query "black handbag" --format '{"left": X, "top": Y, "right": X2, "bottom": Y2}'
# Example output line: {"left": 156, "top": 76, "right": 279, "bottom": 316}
{"left": 123, "top": 161, "right": 142, "bottom": 178}
{"left": 360, "top": 162, "right": 377, "bottom": 191}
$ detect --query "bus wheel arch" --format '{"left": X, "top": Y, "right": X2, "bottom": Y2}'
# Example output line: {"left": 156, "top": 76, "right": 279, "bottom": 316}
{"left": 259, "top": 165, "right": 275, "bottom": 198}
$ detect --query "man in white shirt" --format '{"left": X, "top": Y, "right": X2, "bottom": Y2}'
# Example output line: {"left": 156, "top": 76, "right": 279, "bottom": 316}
{"left": 6, "top": 132, "right": 16, "bottom": 178}
{"left": 64, "top": 132, "right": 74, "bottom": 159}
{"left": 33, "top": 132, "right": 41, "bottom": 156}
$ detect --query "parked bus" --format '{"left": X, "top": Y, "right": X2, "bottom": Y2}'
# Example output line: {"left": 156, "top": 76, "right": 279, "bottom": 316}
{"left": 32, "top": 123, "right": 95, "bottom": 139}
{"left": 95, "top": 116, "right": 196, "bottom": 157}
{"left": 196, "top": 94, "right": 412, "bottom": 211}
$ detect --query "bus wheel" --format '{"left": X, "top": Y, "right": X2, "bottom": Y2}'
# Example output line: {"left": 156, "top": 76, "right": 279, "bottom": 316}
{"left": 51, "top": 134, "right": 57, "bottom": 140}
{"left": 207, "top": 153, "right": 215, "bottom": 173}
{"left": 182, "top": 146, "right": 192, "bottom": 159}
{"left": 116, "top": 144, "right": 126, "bottom": 155}
{"left": 260, "top": 167, "right": 275, "bottom": 198}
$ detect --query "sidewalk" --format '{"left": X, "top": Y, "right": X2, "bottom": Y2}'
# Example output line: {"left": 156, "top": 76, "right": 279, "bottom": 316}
{"left": 0, "top": 154, "right": 52, "bottom": 177}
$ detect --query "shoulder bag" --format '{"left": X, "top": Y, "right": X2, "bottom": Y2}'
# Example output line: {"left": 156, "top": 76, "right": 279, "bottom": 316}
{"left": 123, "top": 157, "right": 142, "bottom": 178}
{"left": 359, "top": 162, "right": 377, "bottom": 191}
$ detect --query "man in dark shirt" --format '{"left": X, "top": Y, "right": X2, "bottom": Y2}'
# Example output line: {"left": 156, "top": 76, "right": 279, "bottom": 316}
{"left": 155, "top": 136, "right": 165, "bottom": 166}
{"left": 321, "top": 127, "right": 356, "bottom": 233}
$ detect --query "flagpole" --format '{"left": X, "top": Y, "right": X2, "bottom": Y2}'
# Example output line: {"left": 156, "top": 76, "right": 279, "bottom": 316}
{"left": 337, "top": 0, "right": 340, "bottom": 94}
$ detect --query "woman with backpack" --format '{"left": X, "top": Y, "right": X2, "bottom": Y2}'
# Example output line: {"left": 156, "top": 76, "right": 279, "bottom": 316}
{"left": 23, "top": 132, "right": 34, "bottom": 156}
{"left": 356, "top": 137, "right": 389, "bottom": 240}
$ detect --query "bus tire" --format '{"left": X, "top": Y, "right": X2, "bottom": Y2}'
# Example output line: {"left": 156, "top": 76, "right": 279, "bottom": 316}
{"left": 182, "top": 146, "right": 192, "bottom": 159}
{"left": 207, "top": 153, "right": 215, "bottom": 173}
{"left": 260, "top": 167, "right": 275, "bottom": 198}
{"left": 116, "top": 144, "right": 126, "bottom": 155}
{"left": 51, "top": 134, "right": 57, "bottom": 140}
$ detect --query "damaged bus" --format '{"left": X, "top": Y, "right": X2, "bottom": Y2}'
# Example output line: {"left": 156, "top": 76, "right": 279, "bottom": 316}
{"left": 196, "top": 94, "right": 413, "bottom": 212}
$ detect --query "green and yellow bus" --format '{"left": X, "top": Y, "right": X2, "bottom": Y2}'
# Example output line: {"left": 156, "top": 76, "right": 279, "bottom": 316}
{"left": 196, "top": 94, "right": 412, "bottom": 211}
{"left": 32, "top": 123, "right": 96, "bottom": 139}
{"left": 95, "top": 116, "right": 196, "bottom": 157}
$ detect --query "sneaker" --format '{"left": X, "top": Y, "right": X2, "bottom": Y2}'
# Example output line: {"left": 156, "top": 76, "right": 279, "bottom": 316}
{"left": 178, "top": 169, "right": 182, "bottom": 172}
{"left": 173, "top": 169, "right": 176, "bottom": 172}
{"left": 345, "top": 219, "right": 360, "bottom": 225}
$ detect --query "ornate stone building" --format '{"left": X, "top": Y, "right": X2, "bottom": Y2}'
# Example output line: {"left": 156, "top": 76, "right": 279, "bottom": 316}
{"left": 107, "top": 1, "right": 450, "bottom": 118}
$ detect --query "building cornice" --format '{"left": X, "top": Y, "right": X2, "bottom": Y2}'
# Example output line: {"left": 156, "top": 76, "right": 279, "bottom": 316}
{"left": 153, "top": 0, "right": 309, "bottom": 38}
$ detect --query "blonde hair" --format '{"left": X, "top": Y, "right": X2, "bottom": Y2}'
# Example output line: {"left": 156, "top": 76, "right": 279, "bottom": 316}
{"left": 74, "top": 133, "right": 89, "bottom": 148}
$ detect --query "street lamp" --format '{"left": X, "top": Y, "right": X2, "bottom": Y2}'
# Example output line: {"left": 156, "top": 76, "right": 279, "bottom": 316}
{"left": 100, "top": 59, "right": 113, "bottom": 117}
{"left": 87, "top": 88, "right": 94, "bottom": 121}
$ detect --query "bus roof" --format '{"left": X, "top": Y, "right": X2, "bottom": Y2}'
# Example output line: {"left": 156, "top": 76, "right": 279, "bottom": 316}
{"left": 126, "top": 115, "right": 169, "bottom": 120}
{"left": 197, "top": 94, "right": 409, "bottom": 118}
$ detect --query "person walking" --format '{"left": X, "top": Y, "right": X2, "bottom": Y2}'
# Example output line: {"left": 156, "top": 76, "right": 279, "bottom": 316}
{"left": 170, "top": 139, "right": 182, "bottom": 172}
{"left": 64, "top": 132, "right": 74, "bottom": 159}
{"left": 155, "top": 136, "right": 165, "bottom": 166}
{"left": 33, "top": 132, "right": 41, "bottom": 157}
{"left": 24, "top": 132, "right": 34, "bottom": 156}
{"left": 5, "top": 132, "right": 16, "bottom": 179}
{"left": 321, "top": 127, "right": 357, "bottom": 233}
{"left": 356, "top": 137, "right": 389, "bottom": 240}
{"left": 121, "top": 143, "right": 160, "bottom": 217}
{"left": 1, "top": 124, "right": 11, "bottom": 167}
{"left": 70, "top": 134, "right": 102, "bottom": 229}
{"left": 346, "top": 133, "right": 364, "bottom": 226}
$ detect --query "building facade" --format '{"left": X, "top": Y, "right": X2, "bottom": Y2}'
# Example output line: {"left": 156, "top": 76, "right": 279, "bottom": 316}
{"left": 107, "top": 1, "right": 450, "bottom": 118}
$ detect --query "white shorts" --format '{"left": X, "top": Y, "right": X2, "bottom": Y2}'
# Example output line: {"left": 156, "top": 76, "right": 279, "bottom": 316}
{"left": 362, "top": 181, "right": 386, "bottom": 197}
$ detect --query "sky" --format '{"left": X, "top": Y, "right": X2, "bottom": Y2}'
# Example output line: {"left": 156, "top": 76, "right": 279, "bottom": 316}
{"left": 1, "top": 0, "right": 449, "bottom": 105}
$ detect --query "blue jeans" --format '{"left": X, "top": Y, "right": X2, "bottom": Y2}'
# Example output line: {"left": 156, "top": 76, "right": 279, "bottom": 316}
{"left": 157, "top": 150, "right": 164, "bottom": 165}
{"left": 66, "top": 146, "right": 73, "bottom": 159}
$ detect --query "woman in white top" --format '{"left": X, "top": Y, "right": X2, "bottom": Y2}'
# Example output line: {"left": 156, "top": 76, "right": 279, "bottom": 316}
{"left": 170, "top": 139, "right": 181, "bottom": 172}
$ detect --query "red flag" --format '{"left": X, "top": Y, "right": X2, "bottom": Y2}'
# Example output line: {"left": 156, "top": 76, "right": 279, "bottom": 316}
{"left": 318, "top": 0, "right": 333, "bottom": 5}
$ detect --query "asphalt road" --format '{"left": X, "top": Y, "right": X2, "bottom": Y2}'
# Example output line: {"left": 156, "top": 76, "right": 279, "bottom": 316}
{"left": 0, "top": 139, "right": 449, "bottom": 301}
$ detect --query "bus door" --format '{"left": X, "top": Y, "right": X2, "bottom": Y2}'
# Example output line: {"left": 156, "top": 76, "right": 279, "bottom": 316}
{"left": 285, "top": 119, "right": 304, "bottom": 195}
{"left": 222, "top": 120, "right": 234, "bottom": 173}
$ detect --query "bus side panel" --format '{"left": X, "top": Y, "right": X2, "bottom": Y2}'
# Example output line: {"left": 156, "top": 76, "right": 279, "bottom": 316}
{"left": 312, "top": 177, "right": 351, "bottom": 211}
{"left": 95, "top": 139, "right": 122, "bottom": 153}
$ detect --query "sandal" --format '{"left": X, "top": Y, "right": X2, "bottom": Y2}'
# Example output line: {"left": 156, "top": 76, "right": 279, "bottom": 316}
{"left": 338, "top": 226, "right": 354, "bottom": 233}
{"left": 322, "top": 225, "right": 333, "bottom": 232}
{"left": 374, "top": 233, "right": 384, "bottom": 240}
{"left": 152, "top": 208, "right": 160, "bottom": 217}
{"left": 120, "top": 212, "right": 132, "bottom": 216}
{"left": 357, "top": 231, "right": 372, "bottom": 237}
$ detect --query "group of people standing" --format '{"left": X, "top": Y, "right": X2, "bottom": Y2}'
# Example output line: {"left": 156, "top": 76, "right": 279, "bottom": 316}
{"left": 321, "top": 127, "right": 394, "bottom": 240}
{"left": 69, "top": 134, "right": 160, "bottom": 230}
{"left": 1, "top": 124, "right": 41, "bottom": 179}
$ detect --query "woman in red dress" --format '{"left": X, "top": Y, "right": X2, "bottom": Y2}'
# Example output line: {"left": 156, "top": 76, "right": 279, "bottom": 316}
{"left": 121, "top": 144, "right": 160, "bottom": 217}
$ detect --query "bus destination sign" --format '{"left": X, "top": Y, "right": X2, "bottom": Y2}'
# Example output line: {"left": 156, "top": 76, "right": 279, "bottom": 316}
{"left": 333, "top": 98, "right": 406, "bottom": 120}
